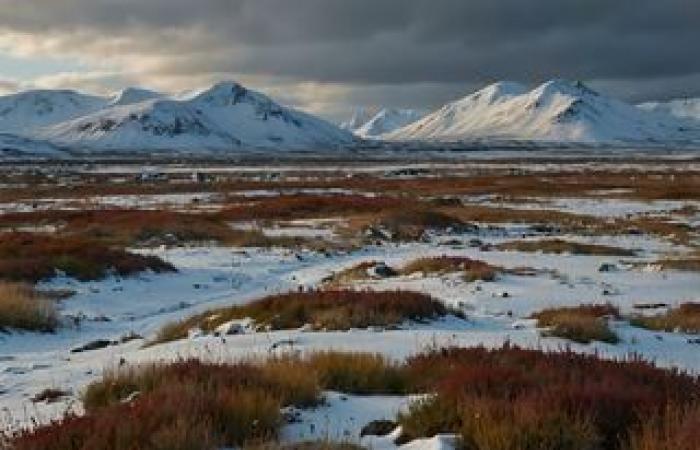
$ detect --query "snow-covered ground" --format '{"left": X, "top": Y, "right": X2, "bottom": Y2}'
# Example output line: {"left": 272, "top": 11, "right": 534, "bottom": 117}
{"left": 2, "top": 221, "right": 699, "bottom": 442}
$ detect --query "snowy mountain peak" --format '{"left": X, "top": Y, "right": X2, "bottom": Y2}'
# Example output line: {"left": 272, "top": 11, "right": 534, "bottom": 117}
{"left": 191, "top": 81, "right": 249, "bottom": 105}
{"left": 355, "top": 108, "right": 426, "bottom": 138}
{"left": 466, "top": 81, "right": 528, "bottom": 104}
{"left": 110, "top": 87, "right": 164, "bottom": 106}
{"left": 36, "top": 80, "right": 356, "bottom": 153}
{"left": 387, "top": 79, "right": 700, "bottom": 143}
{"left": 0, "top": 89, "right": 107, "bottom": 133}
{"left": 531, "top": 79, "right": 598, "bottom": 99}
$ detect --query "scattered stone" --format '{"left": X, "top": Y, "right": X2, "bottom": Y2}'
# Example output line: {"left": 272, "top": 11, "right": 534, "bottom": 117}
{"left": 119, "top": 332, "right": 143, "bottom": 343}
{"left": 598, "top": 263, "right": 618, "bottom": 273}
{"left": 633, "top": 302, "right": 669, "bottom": 310}
{"left": 360, "top": 420, "right": 398, "bottom": 437}
{"left": 31, "top": 388, "right": 70, "bottom": 404}
{"left": 71, "top": 339, "right": 115, "bottom": 353}
{"left": 367, "top": 262, "right": 397, "bottom": 279}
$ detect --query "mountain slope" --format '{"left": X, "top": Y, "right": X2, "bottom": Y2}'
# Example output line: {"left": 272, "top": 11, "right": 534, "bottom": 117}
{"left": 0, "top": 133, "right": 65, "bottom": 157}
{"left": 387, "top": 80, "right": 700, "bottom": 143}
{"left": 0, "top": 90, "right": 107, "bottom": 134}
{"left": 110, "top": 87, "right": 165, "bottom": 106}
{"left": 38, "top": 82, "right": 356, "bottom": 152}
{"left": 639, "top": 98, "right": 700, "bottom": 122}
{"left": 355, "top": 108, "right": 426, "bottom": 138}
{"left": 340, "top": 108, "right": 373, "bottom": 131}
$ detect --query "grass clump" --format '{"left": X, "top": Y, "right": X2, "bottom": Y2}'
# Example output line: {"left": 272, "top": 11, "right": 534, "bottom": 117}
{"left": 626, "top": 405, "right": 700, "bottom": 450}
{"left": 153, "top": 289, "right": 452, "bottom": 345}
{"left": 10, "top": 353, "right": 408, "bottom": 450}
{"left": 531, "top": 304, "right": 621, "bottom": 344}
{"left": 323, "top": 261, "right": 395, "bottom": 286}
{"left": 0, "top": 282, "right": 58, "bottom": 332}
{"left": 399, "top": 345, "right": 700, "bottom": 449}
{"left": 630, "top": 303, "right": 700, "bottom": 334}
{"left": 219, "top": 194, "right": 408, "bottom": 222}
{"left": 648, "top": 257, "right": 700, "bottom": 273}
{"left": 496, "top": 239, "right": 637, "bottom": 256}
{"left": 374, "top": 209, "right": 470, "bottom": 241}
{"left": 305, "top": 352, "right": 408, "bottom": 395}
{"left": 400, "top": 256, "right": 500, "bottom": 282}
{"left": 0, "top": 232, "right": 175, "bottom": 283}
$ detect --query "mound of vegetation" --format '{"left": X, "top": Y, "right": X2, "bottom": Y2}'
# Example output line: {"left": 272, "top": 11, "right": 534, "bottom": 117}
{"left": 0, "top": 233, "right": 175, "bottom": 282}
{"left": 8, "top": 347, "right": 700, "bottom": 450}
{"left": 1, "top": 209, "right": 315, "bottom": 249}
{"left": 9, "top": 353, "right": 405, "bottom": 450}
{"left": 630, "top": 303, "right": 700, "bottom": 334}
{"left": 399, "top": 256, "right": 500, "bottom": 282}
{"left": 531, "top": 304, "right": 621, "bottom": 344}
{"left": 374, "top": 209, "right": 471, "bottom": 241}
{"left": 219, "top": 194, "right": 409, "bottom": 222}
{"left": 399, "top": 345, "right": 700, "bottom": 450}
{"left": 153, "top": 289, "right": 455, "bottom": 345}
{"left": 0, "top": 282, "right": 58, "bottom": 332}
{"left": 496, "top": 239, "right": 636, "bottom": 256}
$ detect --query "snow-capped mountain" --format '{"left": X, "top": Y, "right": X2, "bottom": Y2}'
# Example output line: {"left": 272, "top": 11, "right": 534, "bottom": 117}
{"left": 110, "top": 87, "right": 165, "bottom": 106}
{"left": 34, "top": 81, "right": 355, "bottom": 152}
{"left": 355, "top": 108, "right": 426, "bottom": 138}
{"left": 387, "top": 80, "right": 700, "bottom": 143}
{"left": 340, "top": 108, "right": 373, "bottom": 131}
{"left": 0, "top": 89, "right": 107, "bottom": 134}
{"left": 639, "top": 98, "right": 700, "bottom": 122}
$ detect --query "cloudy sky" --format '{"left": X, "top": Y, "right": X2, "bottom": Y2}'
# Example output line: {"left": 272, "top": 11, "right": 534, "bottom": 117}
{"left": 0, "top": 0, "right": 698, "bottom": 121}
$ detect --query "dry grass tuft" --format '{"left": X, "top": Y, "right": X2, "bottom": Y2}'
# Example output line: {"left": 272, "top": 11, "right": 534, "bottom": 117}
{"left": 0, "top": 282, "right": 58, "bottom": 332}
{"left": 399, "top": 256, "right": 500, "bottom": 282}
{"left": 0, "top": 232, "right": 175, "bottom": 282}
{"left": 531, "top": 304, "right": 621, "bottom": 344}
{"left": 374, "top": 209, "right": 469, "bottom": 241}
{"left": 626, "top": 404, "right": 700, "bottom": 450}
{"left": 9, "top": 353, "right": 408, "bottom": 450}
{"left": 496, "top": 239, "right": 636, "bottom": 256}
{"left": 153, "top": 290, "right": 452, "bottom": 345}
{"left": 400, "top": 345, "right": 700, "bottom": 449}
{"left": 630, "top": 303, "right": 700, "bottom": 334}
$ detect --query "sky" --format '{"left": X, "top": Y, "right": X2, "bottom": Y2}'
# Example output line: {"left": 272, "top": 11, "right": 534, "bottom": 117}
{"left": 0, "top": 0, "right": 698, "bottom": 121}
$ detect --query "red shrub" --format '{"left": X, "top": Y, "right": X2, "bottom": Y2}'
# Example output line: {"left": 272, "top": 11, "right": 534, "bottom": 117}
{"left": 0, "top": 232, "right": 174, "bottom": 282}
{"left": 401, "top": 345, "right": 700, "bottom": 448}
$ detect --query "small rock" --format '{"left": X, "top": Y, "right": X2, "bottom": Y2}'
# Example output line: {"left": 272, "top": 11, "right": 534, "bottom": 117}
{"left": 360, "top": 420, "right": 398, "bottom": 437}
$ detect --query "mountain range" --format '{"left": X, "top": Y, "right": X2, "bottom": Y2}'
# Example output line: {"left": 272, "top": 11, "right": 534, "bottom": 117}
{"left": 638, "top": 98, "right": 700, "bottom": 122}
{"left": 385, "top": 80, "right": 700, "bottom": 143}
{"left": 1, "top": 79, "right": 699, "bottom": 158}
{"left": 0, "top": 81, "right": 355, "bottom": 156}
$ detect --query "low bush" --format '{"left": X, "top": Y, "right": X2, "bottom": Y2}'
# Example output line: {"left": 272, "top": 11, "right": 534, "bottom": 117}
{"left": 305, "top": 352, "right": 408, "bottom": 395}
{"left": 626, "top": 405, "right": 700, "bottom": 450}
{"left": 399, "top": 345, "right": 700, "bottom": 449}
{"left": 8, "top": 347, "right": 700, "bottom": 450}
{"left": 0, "top": 282, "right": 58, "bottom": 332}
{"left": 399, "top": 256, "right": 500, "bottom": 282}
{"left": 323, "top": 261, "right": 391, "bottom": 286}
{"left": 219, "top": 194, "right": 408, "bottom": 222}
{"left": 375, "top": 209, "right": 469, "bottom": 241}
{"left": 496, "top": 239, "right": 636, "bottom": 256}
{"left": 630, "top": 303, "right": 700, "bottom": 334}
{"left": 648, "top": 257, "right": 700, "bottom": 273}
{"left": 153, "top": 290, "right": 451, "bottom": 345}
{"left": 0, "top": 232, "right": 175, "bottom": 282}
{"left": 531, "top": 304, "right": 621, "bottom": 344}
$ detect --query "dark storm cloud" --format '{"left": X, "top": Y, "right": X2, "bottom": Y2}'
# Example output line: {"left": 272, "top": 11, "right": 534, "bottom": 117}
{"left": 0, "top": 0, "right": 698, "bottom": 113}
